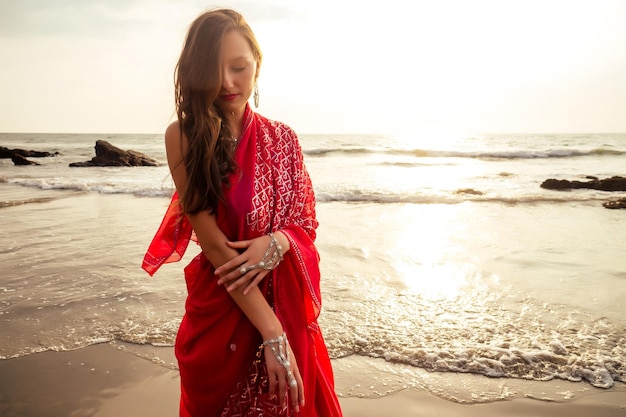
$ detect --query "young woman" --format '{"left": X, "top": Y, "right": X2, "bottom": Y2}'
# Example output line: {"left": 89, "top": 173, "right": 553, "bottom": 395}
{"left": 142, "top": 8, "right": 343, "bottom": 417}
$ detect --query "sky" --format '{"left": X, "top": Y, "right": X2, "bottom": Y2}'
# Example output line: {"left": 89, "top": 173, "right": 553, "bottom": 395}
{"left": 0, "top": 0, "right": 625, "bottom": 135}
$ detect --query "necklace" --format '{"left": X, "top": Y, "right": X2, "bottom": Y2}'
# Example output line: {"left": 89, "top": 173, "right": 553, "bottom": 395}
{"left": 227, "top": 135, "right": 240, "bottom": 148}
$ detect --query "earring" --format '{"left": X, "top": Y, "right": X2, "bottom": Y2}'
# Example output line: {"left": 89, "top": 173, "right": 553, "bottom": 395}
{"left": 253, "top": 84, "right": 259, "bottom": 108}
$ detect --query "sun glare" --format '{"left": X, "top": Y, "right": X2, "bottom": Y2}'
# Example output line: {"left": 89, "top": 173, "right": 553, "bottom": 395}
{"left": 393, "top": 131, "right": 470, "bottom": 151}
{"left": 387, "top": 204, "right": 490, "bottom": 302}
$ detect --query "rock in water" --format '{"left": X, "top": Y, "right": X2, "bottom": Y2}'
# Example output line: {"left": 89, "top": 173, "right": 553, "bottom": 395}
{"left": 541, "top": 176, "right": 626, "bottom": 191}
{"left": 1, "top": 146, "right": 59, "bottom": 165}
{"left": 69, "top": 140, "right": 159, "bottom": 167}
{"left": 603, "top": 198, "right": 626, "bottom": 209}
{"left": 11, "top": 154, "right": 40, "bottom": 165}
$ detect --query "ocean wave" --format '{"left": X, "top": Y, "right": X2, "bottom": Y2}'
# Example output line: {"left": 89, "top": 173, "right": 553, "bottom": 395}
{"left": 2, "top": 276, "right": 623, "bottom": 392}
{"left": 1, "top": 178, "right": 173, "bottom": 198}
{"left": 3, "top": 335, "right": 620, "bottom": 392}
{"left": 3, "top": 177, "right": 610, "bottom": 205}
{"left": 315, "top": 190, "right": 606, "bottom": 205}
{"left": 325, "top": 300, "right": 625, "bottom": 390}
{"left": 304, "top": 147, "right": 625, "bottom": 160}
{"left": 0, "top": 195, "right": 74, "bottom": 208}
{"left": 349, "top": 341, "right": 622, "bottom": 389}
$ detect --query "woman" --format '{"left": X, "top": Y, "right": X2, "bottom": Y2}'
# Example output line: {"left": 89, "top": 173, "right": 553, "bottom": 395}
{"left": 142, "top": 8, "right": 343, "bottom": 417}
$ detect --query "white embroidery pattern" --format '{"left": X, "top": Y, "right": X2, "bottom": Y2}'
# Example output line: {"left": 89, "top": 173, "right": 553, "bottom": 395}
{"left": 246, "top": 117, "right": 316, "bottom": 237}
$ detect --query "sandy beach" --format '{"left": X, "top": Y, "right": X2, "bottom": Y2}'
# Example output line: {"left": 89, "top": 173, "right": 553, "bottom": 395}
{"left": 0, "top": 342, "right": 624, "bottom": 417}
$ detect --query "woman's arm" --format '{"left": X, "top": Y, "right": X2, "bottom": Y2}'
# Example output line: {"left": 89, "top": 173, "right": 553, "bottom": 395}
{"left": 187, "top": 210, "right": 283, "bottom": 339}
{"left": 165, "top": 122, "right": 281, "bottom": 337}
{"left": 164, "top": 122, "right": 304, "bottom": 410}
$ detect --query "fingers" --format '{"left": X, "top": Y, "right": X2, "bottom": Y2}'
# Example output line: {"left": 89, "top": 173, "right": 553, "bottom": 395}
{"left": 216, "top": 235, "right": 277, "bottom": 290}
{"left": 218, "top": 264, "right": 266, "bottom": 293}
{"left": 214, "top": 253, "right": 245, "bottom": 281}
{"left": 297, "top": 375, "right": 305, "bottom": 410}
{"left": 214, "top": 239, "right": 254, "bottom": 277}
{"left": 225, "top": 239, "right": 251, "bottom": 249}
{"left": 277, "top": 369, "right": 287, "bottom": 406}
{"left": 264, "top": 340, "right": 304, "bottom": 413}
{"left": 225, "top": 274, "right": 248, "bottom": 292}
{"left": 242, "top": 270, "right": 268, "bottom": 295}
{"left": 285, "top": 369, "right": 298, "bottom": 412}
{"left": 225, "top": 268, "right": 261, "bottom": 292}
{"left": 268, "top": 367, "right": 302, "bottom": 412}
{"left": 288, "top": 348, "right": 305, "bottom": 411}
{"left": 268, "top": 369, "right": 295, "bottom": 411}
{"left": 216, "top": 271, "right": 239, "bottom": 287}
{"left": 214, "top": 237, "right": 260, "bottom": 280}
{"left": 268, "top": 368, "right": 277, "bottom": 396}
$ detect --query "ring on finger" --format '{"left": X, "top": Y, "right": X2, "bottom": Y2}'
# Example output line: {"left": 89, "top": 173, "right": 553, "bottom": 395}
{"left": 239, "top": 266, "right": 248, "bottom": 275}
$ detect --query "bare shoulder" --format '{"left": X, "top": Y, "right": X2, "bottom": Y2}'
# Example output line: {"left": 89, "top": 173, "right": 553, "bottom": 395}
{"left": 163, "top": 120, "right": 187, "bottom": 171}
{"left": 165, "top": 120, "right": 188, "bottom": 156}
{"left": 164, "top": 120, "right": 182, "bottom": 146}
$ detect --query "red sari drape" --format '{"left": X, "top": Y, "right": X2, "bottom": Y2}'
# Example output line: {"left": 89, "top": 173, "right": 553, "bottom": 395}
{"left": 142, "top": 105, "right": 342, "bottom": 417}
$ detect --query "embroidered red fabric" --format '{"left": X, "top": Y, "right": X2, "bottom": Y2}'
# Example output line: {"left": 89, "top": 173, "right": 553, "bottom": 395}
{"left": 142, "top": 105, "right": 342, "bottom": 417}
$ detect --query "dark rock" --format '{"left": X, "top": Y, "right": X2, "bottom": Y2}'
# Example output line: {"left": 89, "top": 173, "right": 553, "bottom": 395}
{"left": 598, "top": 177, "right": 626, "bottom": 191}
{"left": 603, "top": 197, "right": 626, "bottom": 209}
{"left": 541, "top": 176, "right": 626, "bottom": 192}
{"left": 454, "top": 188, "right": 484, "bottom": 195}
{"left": 11, "top": 154, "right": 40, "bottom": 166}
{"left": 0, "top": 146, "right": 59, "bottom": 159}
{"left": 540, "top": 178, "right": 581, "bottom": 190}
{"left": 69, "top": 140, "right": 159, "bottom": 167}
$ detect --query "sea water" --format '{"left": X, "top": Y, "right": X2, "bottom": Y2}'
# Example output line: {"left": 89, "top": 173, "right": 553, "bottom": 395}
{"left": 1, "top": 132, "right": 625, "bottom": 401}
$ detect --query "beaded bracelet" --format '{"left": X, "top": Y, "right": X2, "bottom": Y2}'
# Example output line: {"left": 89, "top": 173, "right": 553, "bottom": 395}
{"left": 262, "top": 332, "right": 297, "bottom": 388}
{"left": 239, "top": 233, "right": 284, "bottom": 275}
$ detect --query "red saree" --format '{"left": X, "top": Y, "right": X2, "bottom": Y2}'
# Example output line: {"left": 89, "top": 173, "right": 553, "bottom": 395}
{"left": 142, "top": 105, "right": 343, "bottom": 417}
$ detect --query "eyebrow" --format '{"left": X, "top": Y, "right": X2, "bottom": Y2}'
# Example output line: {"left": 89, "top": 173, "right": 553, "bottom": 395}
{"left": 227, "top": 55, "right": 253, "bottom": 62}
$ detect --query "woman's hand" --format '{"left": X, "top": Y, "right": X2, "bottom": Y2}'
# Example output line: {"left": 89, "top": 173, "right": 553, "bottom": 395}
{"left": 215, "top": 235, "right": 272, "bottom": 294}
{"left": 264, "top": 337, "right": 305, "bottom": 412}
{"left": 215, "top": 232, "right": 290, "bottom": 295}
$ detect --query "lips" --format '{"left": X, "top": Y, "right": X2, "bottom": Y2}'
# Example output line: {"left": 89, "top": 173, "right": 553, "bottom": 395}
{"left": 220, "top": 93, "right": 238, "bottom": 101}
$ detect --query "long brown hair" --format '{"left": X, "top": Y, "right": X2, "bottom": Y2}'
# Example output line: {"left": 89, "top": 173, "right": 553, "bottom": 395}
{"left": 174, "top": 9, "right": 262, "bottom": 215}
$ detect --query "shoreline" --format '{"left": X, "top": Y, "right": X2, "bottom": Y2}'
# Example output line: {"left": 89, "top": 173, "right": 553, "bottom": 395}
{"left": 0, "top": 343, "right": 624, "bottom": 417}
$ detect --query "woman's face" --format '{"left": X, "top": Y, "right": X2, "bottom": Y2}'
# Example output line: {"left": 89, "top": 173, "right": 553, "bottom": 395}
{"left": 216, "top": 30, "right": 257, "bottom": 115}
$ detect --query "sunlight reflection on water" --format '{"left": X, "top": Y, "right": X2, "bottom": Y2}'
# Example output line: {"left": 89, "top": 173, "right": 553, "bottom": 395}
{"left": 317, "top": 201, "right": 626, "bottom": 391}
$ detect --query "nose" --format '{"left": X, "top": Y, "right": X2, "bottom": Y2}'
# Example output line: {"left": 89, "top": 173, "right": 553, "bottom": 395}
{"left": 222, "top": 71, "right": 234, "bottom": 90}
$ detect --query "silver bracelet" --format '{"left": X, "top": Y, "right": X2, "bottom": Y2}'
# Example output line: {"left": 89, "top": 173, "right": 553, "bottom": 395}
{"left": 262, "top": 332, "right": 297, "bottom": 388}
{"left": 239, "top": 233, "right": 284, "bottom": 275}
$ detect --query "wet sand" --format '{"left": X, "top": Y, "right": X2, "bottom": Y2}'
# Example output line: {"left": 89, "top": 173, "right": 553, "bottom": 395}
{"left": 0, "top": 343, "right": 624, "bottom": 417}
